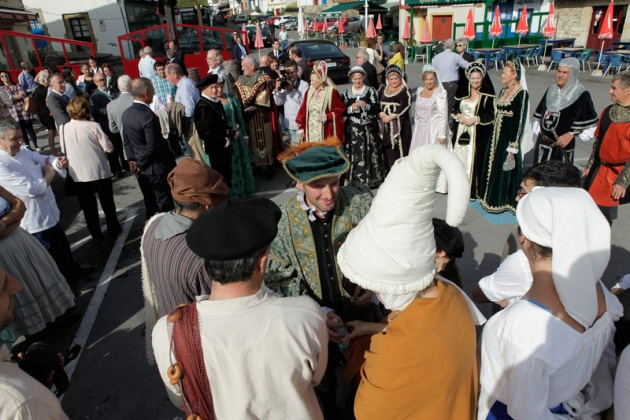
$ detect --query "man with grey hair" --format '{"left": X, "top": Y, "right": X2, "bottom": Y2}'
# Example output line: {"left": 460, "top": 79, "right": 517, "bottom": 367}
{"left": 139, "top": 46, "right": 157, "bottom": 78}
{"left": 234, "top": 55, "right": 281, "bottom": 180}
{"left": 18, "top": 61, "right": 36, "bottom": 93}
{"left": 584, "top": 71, "right": 630, "bottom": 224}
{"left": 107, "top": 75, "right": 134, "bottom": 174}
{"left": 356, "top": 49, "right": 378, "bottom": 88}
{"left": 206, "top": 49, "right": 233, "bottom": 94}
{"left": 47, "top": 73, "right": 71, "bottom": 128}
{"left": 533, "top": 57, "right": 598, "bottom": 164}
{"left": 432, "top": 39, "right": 469, "bottom": 130}
{"left": 166, "top": 63, "right": 199, "bottom": 157}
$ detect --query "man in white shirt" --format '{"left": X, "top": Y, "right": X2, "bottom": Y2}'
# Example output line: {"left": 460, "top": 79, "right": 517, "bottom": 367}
{"left": 273, "top": 59, "right": 308, "bottom": 145}
{"left": 0, "top": 121, "right": 90, "bottom": 287}
{"left": 152, "top": 197, "right": 328, "bottom": 419}
{"left": 138, "top": 46, "right": 157, "bottom": 78}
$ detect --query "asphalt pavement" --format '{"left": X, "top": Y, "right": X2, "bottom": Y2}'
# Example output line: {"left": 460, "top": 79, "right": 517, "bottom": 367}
{"left": 19, "top": 37, "right": 630, "bottom": 418}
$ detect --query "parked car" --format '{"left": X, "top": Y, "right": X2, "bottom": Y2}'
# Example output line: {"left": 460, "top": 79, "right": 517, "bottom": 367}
{"left": 265, "top": 16, "right": 277, "bottom": 26}
{"left": 274, "top": 15, "right": 296, "bottom": 27}
{"left": 287, "top": 40, "right": 351, "bottom": 82}
{"left": 283, "top": 17, "right": 298, "bottom": 31}
{"left": 246, "top": 26, "right": 272, "bottom": 49}
{"left": 329, "top": 16, "right": 364, "bottom": 34}
{"left": 310, "top": 17, "right": 338, "bottom": 31}
{"left": 232, "top": 14, "right": 247, "bottom": 24}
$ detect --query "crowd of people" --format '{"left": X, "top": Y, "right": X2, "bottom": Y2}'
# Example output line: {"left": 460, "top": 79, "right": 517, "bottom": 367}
{"left": 0, "top": 32, "right": 629, "bottom": 420}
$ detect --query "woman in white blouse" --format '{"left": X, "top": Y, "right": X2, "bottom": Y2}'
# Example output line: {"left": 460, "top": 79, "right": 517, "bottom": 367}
{"left": 60, "top": 97, "right": 120, "bottom": 241}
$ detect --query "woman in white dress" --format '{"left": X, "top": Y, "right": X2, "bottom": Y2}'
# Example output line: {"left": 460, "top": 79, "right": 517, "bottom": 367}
{"left": 409, "top": 65, "right": 449, "bottom": 192}
{"left": 452, "top": 62, "right": 495, "bottom": 199}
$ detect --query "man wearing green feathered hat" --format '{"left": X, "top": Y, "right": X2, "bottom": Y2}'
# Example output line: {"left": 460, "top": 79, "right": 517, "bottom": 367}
{"left": 264, "top": 137, "right": 382, "bottom": 417}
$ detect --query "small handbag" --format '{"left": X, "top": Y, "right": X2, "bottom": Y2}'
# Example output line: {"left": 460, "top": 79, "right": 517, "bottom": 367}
{"left": 502, "top": 153, "right": 516, "bottom": 172}
{"left": 24, "top": 95, "right": 38, "bottom": 114}
{"left": 457, "top": 131, "right": 471, "bottom": 146}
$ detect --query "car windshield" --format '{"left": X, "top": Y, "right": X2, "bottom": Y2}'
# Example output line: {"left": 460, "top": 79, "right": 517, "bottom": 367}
{"left": 302, "top": 43, "right": 342, "bottom": 57}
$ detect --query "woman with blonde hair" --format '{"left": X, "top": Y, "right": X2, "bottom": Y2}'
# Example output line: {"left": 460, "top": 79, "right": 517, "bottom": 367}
{"left": 296, "top": 61, "right": 345, "bottom": 142}
{"left": 60, "top": 97, "right": 120, "bottom": 240}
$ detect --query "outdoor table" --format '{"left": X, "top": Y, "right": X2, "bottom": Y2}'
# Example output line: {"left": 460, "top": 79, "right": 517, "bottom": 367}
{"left": 612, "top": 41, "right": 630, "bottom": 50}
{"left": 472, "top": 48, "right": 501, "bottom": 69}
{"left": 538, "top": 38, "right": 576, "bottom": 55}
{"left": 501, "top": 44, "right": 539, "bottom": 60}
{"left": 554, "top": 47, "right": 584, "bottom": 58}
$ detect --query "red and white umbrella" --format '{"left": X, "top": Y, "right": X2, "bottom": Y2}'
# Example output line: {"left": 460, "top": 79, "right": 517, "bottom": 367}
{"left": 322, "top": 18, "right": 328, "bottom": 33}
{"left": 542, "top": 2, "right": 556, "bottom": 37}
{"left": 376, "top": 14, "right": 382, "bottom": 31}
{"left": 515, "top": 7, "right": 529, "bottom": 45}
{"left": 463, "top": 9, "right": 475, "bottom": 41}
{"left": 595, "top": 0, "right": 615, "bottom": 71}
{"left": 338, "top": 15, "right": 345, "bottom": 34}
{"left": 254, "top": 24, "right": 264, "bottom": 58}
{"left": 420, "top": 20, "right": 431, "bottom": 44}
{"left": 489, "top": 6, "right": 503, "bottom": 48}
{"left": 366, "top": 16, "right": 377, "bottom": 38}
{"left": 402, "top": 16, "right": 411, "bottom": 40}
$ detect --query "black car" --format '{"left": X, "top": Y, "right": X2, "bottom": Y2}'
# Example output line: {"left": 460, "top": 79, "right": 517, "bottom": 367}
{"left": 246, "top": 26, "right": 272, "bottom": 49}
{"left": 288, "top": 40, "right": 351, "bottom": 82}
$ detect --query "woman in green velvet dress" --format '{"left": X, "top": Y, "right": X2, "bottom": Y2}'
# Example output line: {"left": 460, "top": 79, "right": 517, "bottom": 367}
{"left": 480, "top": 59, "right": 530, "bottom": 214}
{"left": 215, "top": 78, "right": 256, "bottom": 198}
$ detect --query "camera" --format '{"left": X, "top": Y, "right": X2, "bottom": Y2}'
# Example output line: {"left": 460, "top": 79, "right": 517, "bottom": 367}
{"left": 279, "top": 71, "right": 290, "bottom": 89}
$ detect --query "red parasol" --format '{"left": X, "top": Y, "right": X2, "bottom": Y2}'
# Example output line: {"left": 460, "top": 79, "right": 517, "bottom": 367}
{"left": 322, "top": 18, "right": 328, "bottom": 33}
{"left": 241, "top": 23, "right": 250, "bottom": 47}
{"left": 420, "top": 20, "right": 432, "bottom": 43}
{"left": 376, "top": 14, "right": 382, "bottom": 30}
{"left": 515, "top": 8, "right": 529, "bottom": 35}
{"left": 463, "top": 9, "right": 475, "bottom": 40}
{"left": 599, "top": 0, "right": 614, "bottom": 39}
{"left": 542, "top": 3, "right": 556, "bottom": 37}
{"left": 254, "top": 24, "right": 264, "bottom": 53}
{"left": 338, "top": 15, "right": 345, "bottom": 34}
{"left": 403, "top": 16, "right": 411, "bottom": 40}
{"left": 366, "top": 16, "right": 377, "bottom": 38}
{"left": 489, "top": 6, "right": 503, "bottom": 37}
{"left": 305, "top": 18, "right": 309, "bottom": 32}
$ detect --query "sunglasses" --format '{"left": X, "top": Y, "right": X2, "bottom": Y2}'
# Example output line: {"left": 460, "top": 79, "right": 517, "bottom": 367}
{"left": 0, "top": 75, "right": 9, "bottom": 78}
{"left": 457, "top": 44, "right": 464, "bottom": 47}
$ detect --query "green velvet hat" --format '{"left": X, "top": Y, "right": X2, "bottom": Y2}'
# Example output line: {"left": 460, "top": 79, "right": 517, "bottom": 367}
{"left": 282, "top": 143, "right": 350, "bottom": 184}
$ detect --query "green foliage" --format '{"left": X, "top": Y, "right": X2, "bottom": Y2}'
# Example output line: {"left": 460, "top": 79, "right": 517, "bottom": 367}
{"left": 177, "top": 0, "right": 204, "bottom": 7}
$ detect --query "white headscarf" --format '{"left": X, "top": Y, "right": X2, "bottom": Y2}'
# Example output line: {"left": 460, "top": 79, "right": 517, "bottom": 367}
{"left": 516, "top": 187, "right": 611, "bottom": 328}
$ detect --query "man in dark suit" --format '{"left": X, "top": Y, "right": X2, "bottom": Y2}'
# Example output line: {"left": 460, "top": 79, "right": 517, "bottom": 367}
{"left": 90, "top": 73, "right": 122, "bottom": 176}
{"left": 268, "top": 39, "right": 285, "bottom": 62}
{"left": 167, "top": 40, "right": 187, "bottom": 76}
{"left": 194, "top": 74, "right": 233, "bottom": 186}
{"left": 231, "top": 36, "right": 247, "bottom": 76}
{"left": 122, "top": 78, "right": 176, "bottom": 219}
{"left": 356, "top": 50, "right": 379, "bottom": 88}
{"left": 47, "top": 74, "right": 70, "bottom": 129}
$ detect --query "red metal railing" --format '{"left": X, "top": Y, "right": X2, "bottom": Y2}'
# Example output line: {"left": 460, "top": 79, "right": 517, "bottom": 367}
{"left": 117, "top": 23, "right": 249, "bottom": 79}
{"left": 0, "top": 29, "right": 95, "bottom": 80}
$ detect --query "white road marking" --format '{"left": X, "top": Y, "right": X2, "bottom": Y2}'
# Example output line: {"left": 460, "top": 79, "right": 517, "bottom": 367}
{"left": 61, "top": 208, "right": 139, "bottom": 388}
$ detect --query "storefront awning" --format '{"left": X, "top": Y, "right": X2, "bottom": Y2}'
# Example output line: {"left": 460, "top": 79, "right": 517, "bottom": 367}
{"left": 319, "top": 1, "right": 390, "bottom": 16}
{"left": 402, "top": 0, "right": 474, "bottom": 6}
{"left": 0, "top": 8, "right": 38, "bottom": 22}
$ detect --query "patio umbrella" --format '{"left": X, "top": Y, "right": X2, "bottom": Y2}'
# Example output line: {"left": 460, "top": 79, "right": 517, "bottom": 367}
{"left": 241, "top": 23, "right": 250, "bottom": 48}
{"left": 338, "top": 13, "right": 345, "bottom": 47}
{"left": 463, "top": 9, "right": 475, "bottom": 41}
{"left": 322, "top": 18, "right": 328, "bottom": 34}
{"left": 420, "top": 20, "right": 432, "bottom": 43}
{"left": 515, "top": 7, "right": 529, "bottom": 46}
{"left": 403, "top": 16, "right": 411, "bottom": 41}
{"left": 254, "top": 23, "right": 264, "bottom": 59}
{"left": 539, "top": 2, "right": 556, "bottom": 70}
{"left": 489, "top": 6, "right": 503, "bottom": 48}
{"left": 594, "top": 0, "right": 614, "bottom": 73}
{"left": 367, "top": 16, "right": 377, "bottom": 39}
{"left": 376, "top": 14, "right": 383, "bottom": 31}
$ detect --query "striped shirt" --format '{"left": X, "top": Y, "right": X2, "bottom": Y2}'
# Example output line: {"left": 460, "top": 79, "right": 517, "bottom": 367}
{"left": 142, "top": 212, "right": 211, "bottom": 317}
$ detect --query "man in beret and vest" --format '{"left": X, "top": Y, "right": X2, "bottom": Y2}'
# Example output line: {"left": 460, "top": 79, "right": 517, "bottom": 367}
{"left": 141, "top": 158, "right": 228, "bottom": 364}
{"left": 152, "top": 197, "right": 328, "bottom": 419}
{"left": 265, "top": 138, "right": 381, "bottom": 417}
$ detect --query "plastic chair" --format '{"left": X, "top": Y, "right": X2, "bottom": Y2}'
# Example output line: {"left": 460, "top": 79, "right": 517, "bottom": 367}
{"left": 531, "top": 46, "right": 543, "bottom": 65}
{"left": 470, "top": 50, "right": 479, "bottom": 61}
{"left": 413, "top": 45, "right": 426, "bottom": 64}
{"left": 488, "top": 50, "right": 506, "bottom": 71}
{"left": 578, "top": 50, "right": 593, "bottom": 71}
{"left": 604, "top": 54, "right": 624, "bottom": 76}
{"left": 547, "top": 50, "right": 565, "bottom": 71}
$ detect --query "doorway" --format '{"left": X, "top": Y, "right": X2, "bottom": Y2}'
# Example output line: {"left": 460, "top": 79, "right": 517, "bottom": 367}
{"left": 432, "top": 15, "right": 452, "bottom": 41}
{"left": 586, "top": 5, "right": 626, "bottom": 50}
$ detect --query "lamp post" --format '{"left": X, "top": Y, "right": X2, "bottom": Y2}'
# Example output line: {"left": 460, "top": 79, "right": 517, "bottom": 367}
{"left": 364, "top": 0, "right": 369, "bottom": 32}
{"left": 298, "top": 0, "right": 304, "bottom": 39}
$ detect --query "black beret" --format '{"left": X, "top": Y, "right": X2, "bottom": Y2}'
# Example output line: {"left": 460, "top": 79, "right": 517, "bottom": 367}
{"left": 432, "top": 218, "right": 464, "bottom": 259}
{"left": 197, "top": 74, "right": 218, "bottom": 90}
{"left": 186, "top": 197, "right": 282, "bottom": 261}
